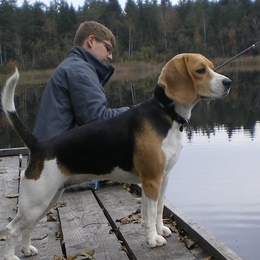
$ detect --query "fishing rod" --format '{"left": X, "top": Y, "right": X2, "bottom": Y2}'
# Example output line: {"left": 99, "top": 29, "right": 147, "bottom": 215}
{"left": 214, "top": 40, "right": 260, "bottom": 71}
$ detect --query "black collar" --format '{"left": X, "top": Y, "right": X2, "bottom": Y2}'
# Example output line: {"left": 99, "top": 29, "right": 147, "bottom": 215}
{"left": 152, "top": 85, "right": 188, "bottom": 132}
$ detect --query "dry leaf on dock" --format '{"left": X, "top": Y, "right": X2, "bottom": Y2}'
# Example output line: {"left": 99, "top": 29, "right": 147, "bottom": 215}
{"left": 47, "top": 211, "right": 57, "bottom": 222}
{"left": 5, "top": 193, "right": 19, "bottom": 198}
{"left": 183, "top": 237, "right": 197, "bottom": 249}
{"left": 0, "top": 235, "right": 6, "bottom": 241}
{"left": 55, "top": 231, "right": 61, "bottom": 239}
{"left": 116, "top": 209, "right": 141, "bottom": 224}
{"left": 67, "top": 249, "right": 95, "bottom": 260}
{"left": 54, "top": 202, "right": 67, "bottom": 209}
{"left": 53, "top": 255, "right": 66, "bottom": 260}
{"left": 32, "top": 234, "right": 48, "bottom": 241}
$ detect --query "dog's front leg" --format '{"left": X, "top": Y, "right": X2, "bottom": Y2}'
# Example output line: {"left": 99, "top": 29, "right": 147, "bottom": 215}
{"left": 21, "top": 227, "right": 38, "bottom": 256}
{"left": 156, "top": 174, "right": 172, "bottom": 237}
{"left": 142, "top": 194, "right": 167, "bottom": 247}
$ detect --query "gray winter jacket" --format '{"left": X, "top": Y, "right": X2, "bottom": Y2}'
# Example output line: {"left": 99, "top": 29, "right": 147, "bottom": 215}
{"left": 33, "top": 46, "right": 129, "bottom": 141}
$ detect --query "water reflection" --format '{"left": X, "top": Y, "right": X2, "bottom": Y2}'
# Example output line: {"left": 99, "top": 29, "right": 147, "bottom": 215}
{"left": 1, "top": 69, "right": 259, "bottom": 148}
{"left": 166, "top": 123, "right": 260, "bottom": 259}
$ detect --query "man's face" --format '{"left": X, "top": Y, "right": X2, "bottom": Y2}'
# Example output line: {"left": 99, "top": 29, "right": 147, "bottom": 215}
{"left": 86, "top": 35, "right": 113, "bottom": 63}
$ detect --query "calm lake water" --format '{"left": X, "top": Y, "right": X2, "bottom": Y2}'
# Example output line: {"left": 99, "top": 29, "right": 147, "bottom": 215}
{"left": 166, "top": 123, "right": 260, "bottom": 260}
{"left": 0, "top": 68, "right": 260, "bottom": 259}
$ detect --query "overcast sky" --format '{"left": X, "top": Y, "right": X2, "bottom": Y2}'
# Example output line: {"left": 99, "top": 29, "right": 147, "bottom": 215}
{"left": 17, "top": 0, "right": 180, "bottom": 10}
{"left": 17, "top": 0, "right": 130, "bottom": 9}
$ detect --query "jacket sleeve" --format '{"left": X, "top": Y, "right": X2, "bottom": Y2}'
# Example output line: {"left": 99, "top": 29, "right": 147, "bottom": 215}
{"left": 67, "top": 63, "right": 129, "bottom": 126}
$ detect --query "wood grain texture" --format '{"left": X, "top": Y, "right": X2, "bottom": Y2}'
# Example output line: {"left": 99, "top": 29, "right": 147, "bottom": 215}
{"left": 1, "top": 156, "right": 232, "bottom": 260}
{"left": 59, "top": 190, "right": 128, "bottom": 260}
{"left": 0, "top": 156, "right": 62, "bottom": 260}
{"left": 95, "top": 184, "right": 208, "bottom": 260}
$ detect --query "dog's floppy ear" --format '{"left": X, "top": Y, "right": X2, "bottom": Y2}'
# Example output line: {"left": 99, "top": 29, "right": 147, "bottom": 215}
{"left": 158, "top": 54, "right": 197, "bottom": 104}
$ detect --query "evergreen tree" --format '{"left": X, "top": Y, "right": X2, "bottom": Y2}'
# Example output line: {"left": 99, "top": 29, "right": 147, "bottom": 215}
{"left": 0, "top": 0, "right": 259, "bottom": 68}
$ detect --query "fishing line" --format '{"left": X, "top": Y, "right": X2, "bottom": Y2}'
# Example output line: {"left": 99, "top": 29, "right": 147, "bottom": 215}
{"left": 214, "top": 40, "right": 260, "bottom": 71}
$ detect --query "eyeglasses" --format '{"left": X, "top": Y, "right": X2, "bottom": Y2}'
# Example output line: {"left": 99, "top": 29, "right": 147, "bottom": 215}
{"left": 94, "top": 36, "right": 113, "bottom": 54}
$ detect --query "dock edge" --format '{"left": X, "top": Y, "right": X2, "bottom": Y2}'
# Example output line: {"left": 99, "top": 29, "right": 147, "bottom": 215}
{"left": 134, "top": 184, "right": 242, "bottom": 260}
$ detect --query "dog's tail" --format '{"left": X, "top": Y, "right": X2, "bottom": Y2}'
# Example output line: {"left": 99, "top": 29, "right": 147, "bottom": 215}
{"left": 1, "top": 68, "right": 39, "bottom": 150}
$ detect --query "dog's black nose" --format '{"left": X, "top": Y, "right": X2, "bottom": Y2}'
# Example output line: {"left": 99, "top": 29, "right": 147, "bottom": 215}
{"left": 222, "top": 78, "right": 232, "bottom": 87}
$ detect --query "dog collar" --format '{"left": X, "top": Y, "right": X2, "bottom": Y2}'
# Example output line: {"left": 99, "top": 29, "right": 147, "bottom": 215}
{"left": 152, "top": 85, "right": 189, "bottom": 132}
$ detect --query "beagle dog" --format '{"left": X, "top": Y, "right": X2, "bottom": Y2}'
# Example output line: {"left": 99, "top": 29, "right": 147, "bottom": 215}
{"left": 1, "top": 53, "right": 231, "bottom": 260}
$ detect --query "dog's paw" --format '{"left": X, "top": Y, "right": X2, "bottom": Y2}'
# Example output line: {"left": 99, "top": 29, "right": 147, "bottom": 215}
{"left": 21, "top": 245, "right": 38, "bottom": 256}
{"left": 147, "top": 234, "right": 167, "bottom": 248}
{"left": 157, "top": 225, "right": 172, "bottom": 237}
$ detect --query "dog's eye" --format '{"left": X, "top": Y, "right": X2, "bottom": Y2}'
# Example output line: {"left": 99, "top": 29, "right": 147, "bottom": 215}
{"left": 196, "top": 68, "right": 206, "bottom": 74}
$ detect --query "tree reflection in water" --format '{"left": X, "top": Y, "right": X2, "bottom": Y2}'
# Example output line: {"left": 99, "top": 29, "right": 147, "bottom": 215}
{"left": 0, "top": 70, "right": 259, "bottom": 148}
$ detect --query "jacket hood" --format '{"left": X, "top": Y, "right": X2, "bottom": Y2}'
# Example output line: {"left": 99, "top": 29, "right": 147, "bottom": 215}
{"left": 69, "top": 46, "right": 115, "bottom": 86}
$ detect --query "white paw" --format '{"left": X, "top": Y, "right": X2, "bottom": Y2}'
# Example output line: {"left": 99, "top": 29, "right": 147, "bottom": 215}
{"left": 157, "top": 225, "right": 172, "bottom": 237}
{"left": 147, "top": 234, "right": 167, "bottom": 248}
{"left": 22, "top": 245, "right": 38, "bottom": 256}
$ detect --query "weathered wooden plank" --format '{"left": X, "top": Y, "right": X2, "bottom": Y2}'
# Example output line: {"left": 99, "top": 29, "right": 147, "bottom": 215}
{"left": 1, "top": 155, "right": 241, "bottom": 260}
{"left": 0, "top": 156, "right": 62, "bottom": 260}
{"left": 12, "top": 216, "right": 63, "bottom": 260}
{"left": 0, "top": 156, "right": 20, "bottom": 259}
{"left": 95, "top": 184, "right": 208, "bottom": 260}
{"left": 0, "top": 147, "right": 29, "bottom": 157}
{"left": 58, "top": 190, "right": 128, "bottom": 260}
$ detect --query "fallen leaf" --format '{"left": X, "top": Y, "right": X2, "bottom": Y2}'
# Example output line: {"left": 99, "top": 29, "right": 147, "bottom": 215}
{"left": 120, "top": 217, "right": 131, "bottom": 224}
{"left": 32, "top": 234, "right": 48, "bottom": 241}
{"left": 67, "top": 250, "right": 95, "bottom": 260}
{"left": 122, "top": 183, "right": 131, "bottom": 190}
{"left": 7, "top": 217, "right": 13, "bottom": 222}
{"left": 77, "top": 250, "right": 95, "bottom": 258}
{"left": 163, "top": 218, "right": 172, "bottom": 224}
{"left": 116, "top": 209, "right": 141, "bottom": 224}
{"left": 134, "top": 197, "right": 142, "bottom": 203}
{"left": 179, "top": 227, "right": 187, "bottom": 236}
{"left": 6, "top": 193, "right": 19, "bottom": 198}
{"left": 121, "top": 245, "right": 128, "bottom": 253}
{"left": 0, "top": 236, "right": 6, "bottom": 241}
{"left": 183, "top": 237, "right": 197, "bottom": 249}
{"left": 55, "top": 231, "right": 61, "bottom": 239}
{"left": 52, "top": 255, "right": 66, "bottom": 260}
{"left": 54, "top": 202, "right": 67, "bottom": 209}
{"left": 170, "top": 226, "right": 178, "bottom": 233}
{"left": 47, "top": 212, "right": 57, "bottom": 222}
{"left": 203, "top": 257, "right": 213, "bottom": 260}
{"left": 12, "top": 176, "right": 20, "bottom": 180}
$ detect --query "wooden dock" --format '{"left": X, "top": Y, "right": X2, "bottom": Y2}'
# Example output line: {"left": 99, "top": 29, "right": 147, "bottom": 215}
{"left": 0, "top": 153, "right": 242, "bottom": 260}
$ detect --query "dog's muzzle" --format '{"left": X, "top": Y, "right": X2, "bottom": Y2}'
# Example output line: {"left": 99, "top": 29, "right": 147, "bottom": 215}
{"left": 222, "top": 78, "right": 232, "bottom": 97}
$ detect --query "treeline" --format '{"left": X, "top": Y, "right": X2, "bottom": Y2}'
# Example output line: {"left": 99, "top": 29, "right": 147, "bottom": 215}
{"left": 1, "top": 0, "right": 260, "bottom": 72}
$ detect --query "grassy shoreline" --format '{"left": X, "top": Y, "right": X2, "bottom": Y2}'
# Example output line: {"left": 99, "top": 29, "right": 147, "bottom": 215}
{"left": 0, "top": 56, "right": 259, "bottom": 87}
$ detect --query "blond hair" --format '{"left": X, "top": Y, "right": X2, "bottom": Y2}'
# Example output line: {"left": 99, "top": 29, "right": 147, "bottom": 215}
{"left": 74, "top": 21, "right": 116, "bottom": 48}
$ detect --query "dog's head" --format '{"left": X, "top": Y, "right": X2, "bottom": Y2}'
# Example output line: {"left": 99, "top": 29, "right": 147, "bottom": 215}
{"left": 158, "top": 53, "right": 231, "bottom": 104}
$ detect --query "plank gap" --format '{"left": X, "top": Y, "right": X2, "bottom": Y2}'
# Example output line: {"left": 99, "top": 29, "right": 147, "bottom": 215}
{"left": 92, "top": 190, "right": 137, "bottom": 260}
